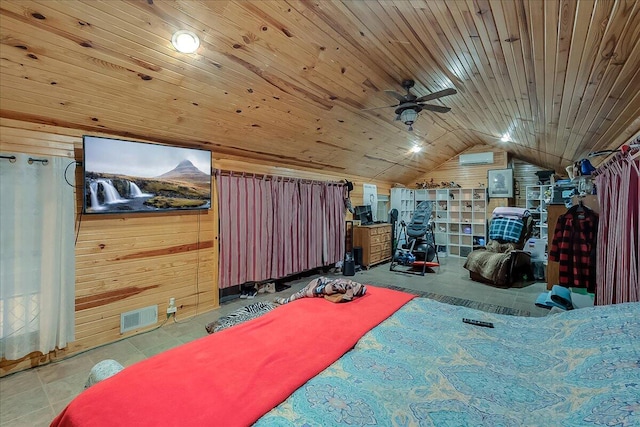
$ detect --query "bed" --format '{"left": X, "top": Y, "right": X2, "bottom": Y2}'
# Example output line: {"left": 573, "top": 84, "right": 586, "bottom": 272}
{"left": 51, "top": 286, "right": 640, "bottom": 427}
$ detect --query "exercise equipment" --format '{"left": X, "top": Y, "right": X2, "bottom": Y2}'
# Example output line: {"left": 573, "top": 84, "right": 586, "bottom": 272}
{"left": 390, "top": 201, "right": 439, "bottom": 275}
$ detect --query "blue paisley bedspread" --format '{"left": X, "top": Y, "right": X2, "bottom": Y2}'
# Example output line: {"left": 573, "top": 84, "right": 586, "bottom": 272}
{"left": 255, "top": 298, "right": 640, "bottom": 427}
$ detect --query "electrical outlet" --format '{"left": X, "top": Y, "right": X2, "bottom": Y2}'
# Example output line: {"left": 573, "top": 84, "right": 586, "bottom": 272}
{"left": 167, "top": 297, "right": 177, "bottom": 316}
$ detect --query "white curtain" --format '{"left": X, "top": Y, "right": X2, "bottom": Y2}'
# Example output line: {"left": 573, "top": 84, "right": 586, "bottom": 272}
{"left": 0, "top": 154, "right": 76, "bottom": 360}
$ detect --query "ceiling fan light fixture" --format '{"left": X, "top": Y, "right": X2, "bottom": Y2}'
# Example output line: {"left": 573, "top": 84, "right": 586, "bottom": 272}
{"left": 400, "top": 109, "right": 418, "bottom": 130}
{"left": 172, "top": 30, "right": 200, "bottom": 53}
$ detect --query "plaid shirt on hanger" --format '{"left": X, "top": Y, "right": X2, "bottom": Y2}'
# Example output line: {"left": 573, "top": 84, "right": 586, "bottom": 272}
{"left": 548, "top": 204, "right": 599, "bottom": 292}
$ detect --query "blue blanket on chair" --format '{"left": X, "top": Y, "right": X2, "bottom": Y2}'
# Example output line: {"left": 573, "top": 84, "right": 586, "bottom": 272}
{"left": 489, "top": 217, "right": 524, "bottom": 243}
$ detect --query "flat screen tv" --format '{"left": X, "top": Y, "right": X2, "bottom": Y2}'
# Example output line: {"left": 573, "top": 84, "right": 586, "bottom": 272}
{"left": 354, "top": 205, "right": 373, "bottom": 224}
{"left": 82, "top": 136, "right": 211, "bottom": 214}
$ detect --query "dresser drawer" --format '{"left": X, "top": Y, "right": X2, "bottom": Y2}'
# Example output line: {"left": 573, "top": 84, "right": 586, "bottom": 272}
{"left": 370, "top": 234, "right": 384, "bottom": 244}
{"left": 370, "top": 243, "right": 383, "bottom": 254}
{"left": 353, "top": 224, "right": 392, "bottom": 268}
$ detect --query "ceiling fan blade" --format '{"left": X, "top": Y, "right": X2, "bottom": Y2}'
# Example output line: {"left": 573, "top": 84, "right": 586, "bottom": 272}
{"left": 419, "top": 104, "right": 451, "bottom": 113}
{"left": 384, "top": 90, "right": 405, "bottom": 101}
{"left": 361, "top": 104, "right": 398, "bottom": 111}
{"left": 415, "top": 88, "right": 457, "bottom": 103}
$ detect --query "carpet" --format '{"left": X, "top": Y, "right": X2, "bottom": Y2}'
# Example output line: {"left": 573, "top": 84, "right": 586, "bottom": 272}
{"left": 385, "top": 285, "right": 531, "bottom": 316}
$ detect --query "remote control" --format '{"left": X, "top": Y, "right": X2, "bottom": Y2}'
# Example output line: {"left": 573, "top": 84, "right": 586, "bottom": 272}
{"left": 462, "top": 318, "right": 494, "bottom": 328}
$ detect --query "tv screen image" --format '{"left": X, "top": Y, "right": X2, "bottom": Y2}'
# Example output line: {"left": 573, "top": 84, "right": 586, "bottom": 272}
{"left": 354, "top": 205, "right": 373, "bottom": 224}
{"left": 83, "top": 136, "right": 211, "bottom": 214}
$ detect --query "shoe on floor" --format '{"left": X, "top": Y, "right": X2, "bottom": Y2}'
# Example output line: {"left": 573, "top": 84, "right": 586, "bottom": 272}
{"left": 247, "top": 290, "right": 258, "bottom": 299}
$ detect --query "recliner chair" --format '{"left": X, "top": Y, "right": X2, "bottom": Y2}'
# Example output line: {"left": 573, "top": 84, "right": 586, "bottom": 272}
{"left": 463, "top": 208, "right": 535, "bottom": 288}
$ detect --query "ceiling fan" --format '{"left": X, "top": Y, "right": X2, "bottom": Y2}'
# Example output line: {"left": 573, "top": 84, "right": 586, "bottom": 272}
{"left": 363, "top": 79, "right": 457, "bottom": 131}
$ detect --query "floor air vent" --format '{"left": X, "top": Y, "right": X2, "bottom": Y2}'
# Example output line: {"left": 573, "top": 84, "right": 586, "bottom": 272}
{"left": 120, "top": 305, "right": 158, "bottom": 334}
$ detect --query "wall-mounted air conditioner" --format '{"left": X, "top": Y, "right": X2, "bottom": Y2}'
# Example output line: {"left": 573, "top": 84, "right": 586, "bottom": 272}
{"left": 459, "top": 152, "right": 494, "bottom": 165}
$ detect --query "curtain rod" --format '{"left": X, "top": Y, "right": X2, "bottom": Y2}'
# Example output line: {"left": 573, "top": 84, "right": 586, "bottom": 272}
{"left": 214, "top": 169, "right": 344, "bottom": 186}
{"left": 1, "top": 155, "right": 49, "bottom": 165}
{"left": 28, "top": 157, "right": 49, "bottom": 165}
{"left": 592, "top": 146, "right": 639, "bottom": 176}
{"left": 1, "top": 155, "right": 17, "bottom": 163}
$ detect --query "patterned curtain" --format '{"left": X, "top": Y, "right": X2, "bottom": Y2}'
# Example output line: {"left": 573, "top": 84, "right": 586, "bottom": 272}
{"left": 216, "top": 173, "right": 344, "bottom": 289}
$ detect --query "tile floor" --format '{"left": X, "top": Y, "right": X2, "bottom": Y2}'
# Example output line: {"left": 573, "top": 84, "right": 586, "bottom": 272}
{"left": 0, "top": 257, "right": 591, "bottom": 426}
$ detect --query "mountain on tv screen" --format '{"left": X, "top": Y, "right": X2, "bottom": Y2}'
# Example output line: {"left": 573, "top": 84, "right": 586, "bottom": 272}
{"left": 82, "top": 136, "right": 212, "bottom": 214}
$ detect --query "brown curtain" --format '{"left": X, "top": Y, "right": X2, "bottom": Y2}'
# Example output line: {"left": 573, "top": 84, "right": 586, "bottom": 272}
{"left": 217, "top": 173, "right": 344, "bottom": 289}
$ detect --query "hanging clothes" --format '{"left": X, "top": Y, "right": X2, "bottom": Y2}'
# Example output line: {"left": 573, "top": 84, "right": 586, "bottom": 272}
{"left": 548, "top": 204, "right": 599, "bottom": 292}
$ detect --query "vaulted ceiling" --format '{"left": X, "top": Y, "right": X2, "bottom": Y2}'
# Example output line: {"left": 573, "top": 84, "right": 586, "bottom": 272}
{"left": 1, "top": 0, "right": 639, "bottom": 184}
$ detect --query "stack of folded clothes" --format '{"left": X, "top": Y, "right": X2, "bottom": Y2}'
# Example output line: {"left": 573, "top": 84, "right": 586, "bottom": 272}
{"left": 535, "top": 285, "right": 573, "bottom": 310}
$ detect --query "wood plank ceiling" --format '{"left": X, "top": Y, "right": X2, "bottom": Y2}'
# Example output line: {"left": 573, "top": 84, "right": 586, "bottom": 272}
{"left": 1, "top": 0, "right": 639, "bottom": 184}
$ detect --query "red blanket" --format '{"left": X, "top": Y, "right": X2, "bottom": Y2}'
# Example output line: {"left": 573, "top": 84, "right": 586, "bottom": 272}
{"left": 51, "top": 286, "right": 413, "bottom": 427}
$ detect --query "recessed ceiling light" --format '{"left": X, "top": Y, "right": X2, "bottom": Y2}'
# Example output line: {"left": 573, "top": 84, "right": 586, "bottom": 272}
{"left": 171, "top": 30, "right": 200, "bottom": 54}
{"left": 410, "top": 145, "right": 422, "bottom": 153}
{"left": 500, "top": 133, "right": 510, "bottom": 142}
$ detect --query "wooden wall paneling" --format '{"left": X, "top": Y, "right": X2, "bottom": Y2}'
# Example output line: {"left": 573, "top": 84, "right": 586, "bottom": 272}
{"left": 512, "top": 158, "right": 551, "bottom": 208}
{"left": 0, "top": 126, "right": 76, "bottom": 158}
{"left": 550, "top": 0, "right": 576, "bottom": 154}
{"left": 490, "top": 1, "right": 533, "bottom": 147}
{"left": 526, "top": 0, "right": 547, "bottom": 166}
{"left": 231, "top": 3, "right": 369, "bottom": 102}
{"left": 579, "top": 59, "right": 640, "bottom": 155}
{"left": 16, "top": 0, "right": 292, "bottom": 108}
{"left": 514, "top": 0, "right": 538, "bottom": 151}
{"left": 1, "top": 8, "right": 376, "bottom": 173}
{"left": 445, "top": 1, "right": 510, "bottom": 137}
{"left": 542, "top": 0, "right": 559, "bottom": 166}
{"left": 589, "top": 93, "right": 640, "bottom": 158}
{"left": 411, "top": 145, "right": 507, "bottom": 188}
{"left": 554, "top": 0, "right": 595, "bottom": 158}
{"left": 410, "top": 145, "right": 512, "bottom": 214}
{"left": 2, "top": 0, "right": 640, "bottom": 185}
{"left": 414, "top": 1, "right": 501, "bottom": 133}
{"left": 562, "top": 0, "right": 640, "bottom": 160}
{"left": 467, "top": 0, "right": 525, "bottom": 145}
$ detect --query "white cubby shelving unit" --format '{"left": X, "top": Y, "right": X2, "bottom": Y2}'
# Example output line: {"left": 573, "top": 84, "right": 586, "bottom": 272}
{"left": 525, "top": 185, "right": 551, "bottom": 240}
{"left": 390, "top": 187, "right": 487, "bottom": 257}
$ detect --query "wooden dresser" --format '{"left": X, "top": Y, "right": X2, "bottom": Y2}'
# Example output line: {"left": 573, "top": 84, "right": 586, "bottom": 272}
{"left": 546, "top": 204, "right": 565, "bottom": 290}
{"left": 353, "top": 224, "right": 393, "bottom": 268}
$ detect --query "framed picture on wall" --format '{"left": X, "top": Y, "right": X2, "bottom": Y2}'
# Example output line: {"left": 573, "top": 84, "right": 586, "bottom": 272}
{"left": 487, "top": 168, "right": 514, "bottom": 198}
